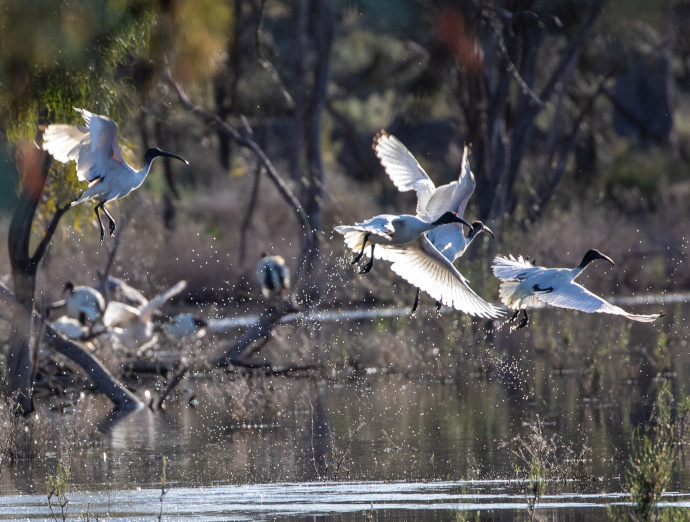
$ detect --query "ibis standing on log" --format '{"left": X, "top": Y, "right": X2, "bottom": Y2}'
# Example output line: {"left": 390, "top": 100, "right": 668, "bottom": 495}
{"left": 42, "top": 108, "right": 189, "bottom": 243}
{"left": 54, "top": 282, "right": 105, "bottom": 326}
{"left": 256, "top": 254, "right": 291, "bottom": 301}
{"left": 491, "top": 249, "right": 665, "bottom": 328}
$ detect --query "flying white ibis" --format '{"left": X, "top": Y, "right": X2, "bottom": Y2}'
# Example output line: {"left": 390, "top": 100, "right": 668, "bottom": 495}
{"left": 491, "top": 249, "right": 665, "bottom": 328}
{"left": 335, "top": 212, "right": 503, "bottom": 319}
{"left": 42, "top": 108, "right": 189, "bottom": 243}
{"left": 373, "top": 131, "right": 497, "bottom": 315}
{"left": 103, "top": 280, "right": 187, "bottom": 351}
{"left": 53, "top": 282, "right": 105, "bottom": 326}
{"left": 256, "top": 254, "right": 291, "bottom": 301}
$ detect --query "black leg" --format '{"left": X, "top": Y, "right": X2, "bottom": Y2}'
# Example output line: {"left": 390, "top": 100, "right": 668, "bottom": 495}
{"left": 517, "top": 310, "right": 529, "bottom": 329}
{"left": 100, "top": 203, "right": 117, "bottom": 237}
{"left": 358, "top": 244, "right": 375, "bottom": 274}
{"left": 410, "top": 288, "right": 421, "bottom": 316}
{"left": 435, "top": 300, "right": 442, "bottom": 316}
{"left": 509, "top": 309, "right": 520, "bottom": 322}
{"left": 94, "top": 204, "right": 106, "bottom": 244}
{"left": 351, "top": 234, "right": 370, "bottom": 264}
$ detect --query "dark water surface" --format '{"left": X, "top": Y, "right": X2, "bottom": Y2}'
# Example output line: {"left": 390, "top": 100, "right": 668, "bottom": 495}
{"left": 1, "top": 302, "right": 690, "bottom": 520}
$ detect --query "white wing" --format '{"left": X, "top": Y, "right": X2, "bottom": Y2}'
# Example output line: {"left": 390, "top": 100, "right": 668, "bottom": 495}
{"left": 42, "top": 108, "right": 126, "bottom": 182}
{"left": 139, "top": 280, "right": 187, "bottom": 323}
{"left": 492, "top": 255, "right": 547, "bottom": 281}
{"left": 386, "top": 235, "right": 505, "bottom": 319}
{"left": 373, "top": 131, "right": 436, "bottom": 215}
{"left": 453, "top": 144, "right": 476, "bottom": 219}
{"left": 535, "top": 282, "right": 663, "bottom": 322}
{"left": 106, "top": 276, "right": 149, "bottom": 307}
{"left": 42, "top": 124, "right": 89, "bottom": 164}
{"left": 426, "top": 224, "right": 468, "bottom": 263}
{"left": 103, "top": 301, "right": 140, "bottom": 328}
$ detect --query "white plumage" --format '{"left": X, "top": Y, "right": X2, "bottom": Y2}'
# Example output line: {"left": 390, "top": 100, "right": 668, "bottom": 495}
{"left": 384, "top": 235, "right": 505, "bottom": 319}
{"left": 161, "top": 313, "right": 208, "bottom": 339}
{"left": 42, "top": 108, "right": 188, "bottom": 243}
{"left": 256, "top": 255, "right": 291, "bottom": 300}
{"left": 372, "top": 131, "right": 500, "bottom": 317}
{"left": 103, "top": 280, "right": 187, "bottom": 350}
{"left": 492, "top": 250, "right": 664, "bottom": 327}
{"left": 59, "top": 282, "right": 105, "bottom": 326}
{"left": 336, "top": 211, "right": 502, "bottom": 318}
{"left": 335, "top": 211, "right": 470, "bottom": 269}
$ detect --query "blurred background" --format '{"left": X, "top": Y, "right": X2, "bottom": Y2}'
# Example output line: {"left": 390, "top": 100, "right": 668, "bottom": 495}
{"left": 0, "top": 0, "right": 686, "bottom": 304}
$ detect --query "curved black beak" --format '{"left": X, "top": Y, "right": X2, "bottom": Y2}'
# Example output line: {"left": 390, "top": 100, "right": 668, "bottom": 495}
{"left": 482, "top": 223, "right": 494, "bottom": 239}
{"left": 158, "top": 150, "right": 189, "bottom": 165}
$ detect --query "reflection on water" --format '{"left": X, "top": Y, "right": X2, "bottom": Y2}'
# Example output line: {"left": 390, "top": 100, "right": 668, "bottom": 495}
{"left": 1, "top": 302, "right": 689, "bottom": 519}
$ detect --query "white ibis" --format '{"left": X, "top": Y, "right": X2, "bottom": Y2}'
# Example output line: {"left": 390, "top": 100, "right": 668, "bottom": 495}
{"left": 55, "top": 282, "right": 105, "bottom": 326}
{"left": 374, "top": 131, "right": 496, "bottom": 314}
{"left": 491, "top": 249, "right": 665, "bottom": 328}
{"left": 335, "top": 211, "right": 471, "bottom": 273}
{"left": 97, "top": 276, "right": 149, "bottom": 307}
{"left": 335, "top": 212, "right": 503, "bottom": 318}
{"left": 256, "top": 254, "right": 291, "bottom": 301}
{"left": 42, "top": 108, "right": 189, "bottom": 243}
{"left": 51, "top": 316, "right": 90, "bottom": 341}
{"left": 103, "top": 280, "right": 186, "bottom": 351}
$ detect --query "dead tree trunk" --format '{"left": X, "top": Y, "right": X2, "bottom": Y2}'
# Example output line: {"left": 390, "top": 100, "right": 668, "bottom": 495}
{"left": 452, "top": 1, "right": 604, "bottom": 225}
{"left": 304, "top": 0, "right": 334, "bottom": 271}
{"left": 6, "top": 145, "right": 69, "bottom": 414}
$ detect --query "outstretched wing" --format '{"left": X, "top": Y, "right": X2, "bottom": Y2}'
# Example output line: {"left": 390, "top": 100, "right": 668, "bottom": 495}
{"left": 492, "top": 255, "right": 545, "bottom": 281}
{"left": 103, "top": 301, "right": 141, "bottom": 328}
{"left": 42, "top": 108, "right": 125, "bottom": 182}
{"left": 535, "top": 282, "right": 663, "bottom": 322}
{"left": 453, "top": 144, "right": 476, "bottom": 218}
{"left": 139, "top": 280, "right": 187, "bottom": 323}
{"left": 374, "top": 131, "right": 436, "bottom": 215}
{"left": 386, "top": 235, "right": 505, "bottom": 319}
{"left": 335, "top": 217, "right": 396, "bottom": 262}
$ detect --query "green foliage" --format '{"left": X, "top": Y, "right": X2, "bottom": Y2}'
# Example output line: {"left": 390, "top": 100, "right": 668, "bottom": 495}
{"left": 609, "top": 384, "right": 690, "bottom": 521}
{"left": 47, "top": 460, "right": 70, "bottom": 522}
{"left": 0, "top": 1, "right": 156, "bottom": 142}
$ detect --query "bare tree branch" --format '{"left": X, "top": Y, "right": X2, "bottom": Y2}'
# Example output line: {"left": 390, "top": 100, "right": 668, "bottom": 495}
{"left": 163, "top": 71, "right": 315, "bottom": 284}
{"left": 45, "top": 325, "right": 143, "bottom": 410}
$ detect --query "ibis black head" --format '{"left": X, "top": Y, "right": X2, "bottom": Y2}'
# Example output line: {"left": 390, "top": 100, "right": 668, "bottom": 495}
{"left": 63, "top": 281, "right": 75, "bottom": 294}
{"left": 578, "top": 249, "right": 614, "bottom": 270}
{"left": 194, "top": 317, "right": 209, "bottom": 329}
{"left": 469, "top": 221, "right": 494, "bottom": 240}
{"left": 144, "top": 147, "right": 189, "bottom": 167}
{"left": 432, "top": 211, "right": 471, "bottom": 232}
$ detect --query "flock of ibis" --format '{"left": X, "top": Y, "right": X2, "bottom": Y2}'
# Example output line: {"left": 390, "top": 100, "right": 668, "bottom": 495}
{"left": 41, "top": 109, "right": 663, "bottom": 351}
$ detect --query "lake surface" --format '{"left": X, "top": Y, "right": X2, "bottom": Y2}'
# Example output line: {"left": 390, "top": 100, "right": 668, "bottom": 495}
{"left": 1, "top": 301, "right": 689, "bottom": 520}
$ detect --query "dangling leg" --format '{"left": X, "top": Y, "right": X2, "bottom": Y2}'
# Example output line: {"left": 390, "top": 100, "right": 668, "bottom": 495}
{"left": 358, "top": 244, "right": 375, "bottom": 274}
{"left": 516, "top": 310, "right": 529, "bottom": 329}
{"left": 94, "top": 204, "right": 106, "bottom": 244}
{"left": 509, "top": 309, "right": 520, "bottom": 322}
{"left": 100, "top": 203, "right": 117, "bottom": 238}
{"left": 435, "top": 300, "right": 443, "bottom": 316}
{"left": 351, "top": 234, "right": 370, "bottom": 264}
{"left": 410, "top": 288, "right": 421, "bottom": 316}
